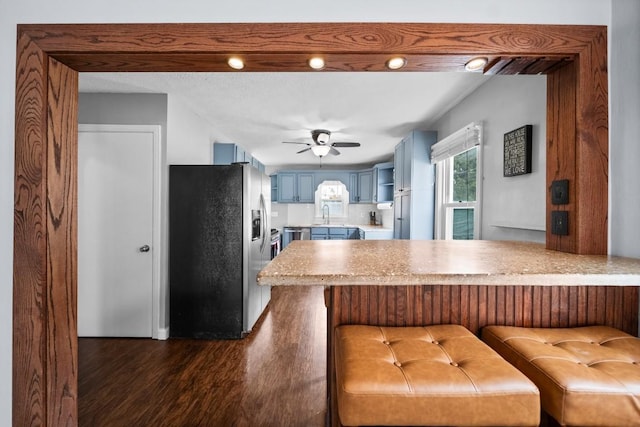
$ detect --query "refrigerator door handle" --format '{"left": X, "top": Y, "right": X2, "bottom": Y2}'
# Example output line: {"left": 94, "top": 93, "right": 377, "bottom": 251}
{"left": 259, "top": 193, "right": 267, "bottom": 253}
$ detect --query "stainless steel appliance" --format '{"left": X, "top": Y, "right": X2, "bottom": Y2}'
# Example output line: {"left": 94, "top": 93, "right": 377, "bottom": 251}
{"left": 282, "top": 226, "right": 311, "bottom": 249}
{"left": 169, "top": 164, "right": 271, "bottom": 339}
{"left": 270, "top": 228, "right": 281, "bottom": 259}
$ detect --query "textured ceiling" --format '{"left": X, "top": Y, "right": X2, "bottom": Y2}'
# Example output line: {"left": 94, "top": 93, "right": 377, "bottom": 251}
{"left": 79, "top": 72, "right": 491, "bottom": 167}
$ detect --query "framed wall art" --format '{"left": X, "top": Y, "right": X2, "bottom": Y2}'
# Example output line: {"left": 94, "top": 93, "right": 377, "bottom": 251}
{"left": 503, "top": 125, "right": 532, "bottom": 177}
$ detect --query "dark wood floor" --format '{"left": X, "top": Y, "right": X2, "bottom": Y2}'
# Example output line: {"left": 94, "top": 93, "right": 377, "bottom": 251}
{"left": 79, "top": 286, "right": 327, "bottom": 426}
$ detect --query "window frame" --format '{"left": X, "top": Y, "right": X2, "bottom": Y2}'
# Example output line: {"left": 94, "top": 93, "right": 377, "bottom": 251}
{"left": 314, "top": 180, "right": 349, "bottom": 221}
{"left": 433, "top": 123, "right": 483, "bottom": 240}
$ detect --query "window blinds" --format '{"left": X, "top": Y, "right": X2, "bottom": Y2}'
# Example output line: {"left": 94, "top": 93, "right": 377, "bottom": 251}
{"left": 431, "top": 122, "right": 482, "bottom": 163}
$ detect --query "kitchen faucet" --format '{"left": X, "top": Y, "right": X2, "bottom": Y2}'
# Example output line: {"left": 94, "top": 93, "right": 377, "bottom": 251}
{"left": 322, "top": 204, "right": 330, "bottom": 225}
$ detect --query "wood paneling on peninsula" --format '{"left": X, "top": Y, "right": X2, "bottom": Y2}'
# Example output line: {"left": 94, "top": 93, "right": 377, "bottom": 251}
{"left": 14, "top": 22, "right": 609, "bottom": 425}
{"left": 327, "top": 285, "right": 638, "bottom": 336}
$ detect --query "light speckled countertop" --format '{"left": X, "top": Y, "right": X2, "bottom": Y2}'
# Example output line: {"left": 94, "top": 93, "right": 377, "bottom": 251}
{"left": 257, "top": 240, "right": 640, "bottom": 287}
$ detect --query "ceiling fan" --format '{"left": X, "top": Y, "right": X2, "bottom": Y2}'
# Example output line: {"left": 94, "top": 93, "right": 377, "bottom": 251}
{"left": 282, "top": 129, "right": 361, "bottom": 157}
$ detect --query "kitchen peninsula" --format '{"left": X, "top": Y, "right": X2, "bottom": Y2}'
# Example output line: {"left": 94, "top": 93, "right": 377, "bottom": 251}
{"left": 257, "top": 239, "right": 640, "bottom": 425}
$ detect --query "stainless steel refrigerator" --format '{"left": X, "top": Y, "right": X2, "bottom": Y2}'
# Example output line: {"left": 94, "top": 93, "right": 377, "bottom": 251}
{"left": 169, "top": 164, "right": 271, "bottom": 339}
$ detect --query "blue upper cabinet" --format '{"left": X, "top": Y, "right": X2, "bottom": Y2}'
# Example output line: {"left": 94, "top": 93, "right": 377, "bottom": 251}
{"left": 270, "top": 174, "right": 278, "bottom": 202}
{"left": 394, "top": 141, "right": 405, "bottom": 193}
{"left": 394, "top": 131, "right": 436, "bottom": 194}
{"left": 297, "top": 173, "right": 315, "bottom": 202}
{"left": 235, "top": 145, "right": 246, "bottom": 163}
{"left": 273, "top": 168, "right": 381, "bottom": 204}
{"left": 278, "top": 173, "right": 296, "bottom": 202}
{"left": 213, "top": 142, "right": 236, "bottom": 164}
{"left": 349, "top": 169, "right": 373, "bottom": 203}
{"left": 213, "top": 142, "right": 264, "bottom": 171}
{"left": 374, "top": 162, "right": 394, "bottom": 203}
{"left": 278, "top": 172, "right": 315, "bottom": 203}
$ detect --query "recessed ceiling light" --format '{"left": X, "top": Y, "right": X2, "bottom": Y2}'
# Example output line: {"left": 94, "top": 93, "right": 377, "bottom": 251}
{"left": 386, "top": 57, "right": 407, "bottom": 70}
{"left": 308, "top": 57, "right": 325, "bottom": 70}
{"left": 465, "top": 57, "right": 488, "bottom": 72}
{"left": 227, "top": 57, "right": 245, "bottom": 70}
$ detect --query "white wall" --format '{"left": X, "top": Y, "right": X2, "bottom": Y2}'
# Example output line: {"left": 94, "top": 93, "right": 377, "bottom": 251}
{"left": 610, "top": 0, "right": 640, "bottom": 258}
{"left": 434, "top": 75, "right": 547, "bottom": 243}
{"left": 167, "top": 94, "right": 216, "bottom": 165}
{"left": 0, "top": 0, "right": 620, "bottom": 422}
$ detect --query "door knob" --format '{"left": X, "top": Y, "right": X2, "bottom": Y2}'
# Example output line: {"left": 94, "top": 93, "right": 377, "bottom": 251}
{"left": 139, "top": 245, "right": 150, "bottom": 253}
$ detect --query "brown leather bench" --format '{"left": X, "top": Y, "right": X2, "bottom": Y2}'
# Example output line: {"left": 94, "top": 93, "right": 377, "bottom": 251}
{"left": 482, "top": 325, "right": 640, "bottom": 426}
{"left": 334, "top": 324, "right": 540, "bottom": 426}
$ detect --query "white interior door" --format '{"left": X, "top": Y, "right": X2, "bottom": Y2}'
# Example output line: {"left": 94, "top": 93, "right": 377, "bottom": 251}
{"left": 78, "top": 125, "right": 158, "bottom": 337}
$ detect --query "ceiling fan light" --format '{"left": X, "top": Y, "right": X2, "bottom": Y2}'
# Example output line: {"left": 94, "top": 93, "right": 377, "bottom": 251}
{"left": 386, "top": 56, "right": 407, "bottom": 70}
{"left": 227, "top": 57, "right": 245, "bottom": 70}
{"left": 311, "top": 145, "right": 331, "bottom": 157}
{"left": 308, "top": 57, "right": 325, "bottom": 70}
{"left": 464, "top": 57, "right": 488, "bottom": 72}
{"left": 316, "top": 131, "right": 330, "bottom": 144}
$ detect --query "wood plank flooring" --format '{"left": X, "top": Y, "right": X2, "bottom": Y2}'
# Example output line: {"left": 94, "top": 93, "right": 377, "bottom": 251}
{"left": 78, "top": 286, "right": 327, "bottom": 426}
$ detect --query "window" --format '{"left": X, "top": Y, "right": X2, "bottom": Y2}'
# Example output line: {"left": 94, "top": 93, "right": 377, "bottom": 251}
{"left": 432, "top": 123, "right": 482, "bottom": 240}
{"left": 315, "top": 180, "right": 349, "bottom": 222}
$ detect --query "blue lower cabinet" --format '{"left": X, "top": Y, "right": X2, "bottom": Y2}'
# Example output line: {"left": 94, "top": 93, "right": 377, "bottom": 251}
{"left": 329, "top": 228, "right": 348, "bottom": 239}
{"left": 311, "top": 227, "right": 363, "bottom": 240}
{"left": 311, "top": 227, "right": 329, "bottom": 240}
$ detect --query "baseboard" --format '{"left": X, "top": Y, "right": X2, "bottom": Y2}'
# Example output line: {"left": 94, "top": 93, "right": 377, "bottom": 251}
{"left": 156, "top": 327, "right": 169, "bottom": 340}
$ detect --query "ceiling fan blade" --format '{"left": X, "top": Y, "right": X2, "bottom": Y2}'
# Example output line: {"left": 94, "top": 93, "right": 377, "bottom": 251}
{"left": 331, "top": 142, "right": 360, "bottom": 147}
{"left": 297, "top": 147, "right": 312, "bottom": 154}
{"left": 282, "top": 141, "right": 311, "bottom": 145}
{"left": 330, "top": 147, "right": 341, "bottom": 156}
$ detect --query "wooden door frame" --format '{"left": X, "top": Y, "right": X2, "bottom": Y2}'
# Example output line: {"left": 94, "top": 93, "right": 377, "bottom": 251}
{"left": 13, "top": 23, "right": 607, "bottom": 425}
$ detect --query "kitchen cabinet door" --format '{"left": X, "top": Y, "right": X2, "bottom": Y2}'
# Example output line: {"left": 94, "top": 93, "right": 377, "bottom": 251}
{"left": 329, "top": 228, "right": 348, "bottom": 240}
{"left": 401, "top": 136, "right": 413, "bottom": 190}
{"left": 349, "top": 170, "right": 373, "bottom": 203}
{"left": 392, "top": 131, "right": 437, "bottom": 240}
{"left": 348, "top": 173, "right": 358, "bottom": 203}
{"left": 270, "top": 175, "right": 278, "bottom": 202}
{"left": 394, "top": 142, "right": 405, "bottom": 192}
{"left": 311, "top": 227, "right": 329, "bottom": 240}
{"left": 297, "top": 173, "right": 315, "bottom": 203}
{"left": 358, "top": 170, "right": 373, "bottom": 203}
{"left": 278, "top": 173, "right": 314, "bottom": 203}
{"left": 278, "top": 173, "right": 297, "bottom": 203}
{"left": 394, "top": 192, "right": 411, "bottom": 239}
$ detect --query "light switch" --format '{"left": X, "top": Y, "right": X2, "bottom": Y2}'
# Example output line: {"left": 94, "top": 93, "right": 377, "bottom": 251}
{"left": 551, "top": 179, "right": 569, "bottom": 205}
{"left": 551, "top": 211, "right": 569, "bottom": 235}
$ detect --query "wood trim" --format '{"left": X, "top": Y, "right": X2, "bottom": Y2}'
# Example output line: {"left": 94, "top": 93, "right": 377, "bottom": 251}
{"left": 575, "top": 30, "right": 608, "bottom": 254}
{"left": 13, "top": 30, "right": 49, "bottom": 427}
{"left": 547, "top": 61, "right": 578, "bottom": 252}
{"left": 546, "top": 28, "right": 608, "bottom": 254}
{"left": 13, "top": 22, "right": 609, "bottom": 425}
{"left": 329, "top": 285, "right": 638, "bottom": 336}
{"left": 45, "top": 57, "right": 78, "bottom": 426}
{"left": 22, "top": 22, "right": 600, "bottom": 55}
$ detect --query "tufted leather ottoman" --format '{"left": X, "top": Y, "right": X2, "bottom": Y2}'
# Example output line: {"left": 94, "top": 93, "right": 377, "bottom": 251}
{"left": 482, "top": 325, "right": 640, "bottom": 426}
{"left": 334, "top": 324, "right": 540, "bottom": 426}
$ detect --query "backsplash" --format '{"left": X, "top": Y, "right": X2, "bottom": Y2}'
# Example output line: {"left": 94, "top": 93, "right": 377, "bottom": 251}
{"left": 271, "top": 202, "right": 393, "bottom": 230}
